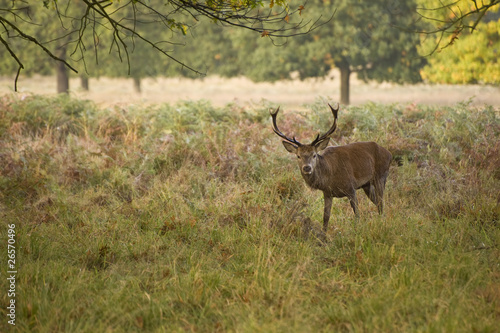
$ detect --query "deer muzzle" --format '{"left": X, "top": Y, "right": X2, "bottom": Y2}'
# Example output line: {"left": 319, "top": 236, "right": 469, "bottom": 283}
{"left": 302, "top": 165, "right": 313, "bottom": 174}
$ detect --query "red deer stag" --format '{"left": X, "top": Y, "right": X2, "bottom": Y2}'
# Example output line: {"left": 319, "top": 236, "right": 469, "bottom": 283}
{"left": 270, "top": 104, "right": 392, "bottom": 233}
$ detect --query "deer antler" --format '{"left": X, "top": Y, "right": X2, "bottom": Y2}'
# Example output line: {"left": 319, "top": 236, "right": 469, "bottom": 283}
{"left": 311, "top": 103, "right": 338, "bottom": 145}
{"left": 270, "top": 107, "right": 302, "bottom": 146}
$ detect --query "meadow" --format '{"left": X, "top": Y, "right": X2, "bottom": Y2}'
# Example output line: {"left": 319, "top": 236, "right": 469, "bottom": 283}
{"left": 1, "top": 74, "right": 500, "bottom": 108}
{"left": 0, "top": 93, "right": 499, "bottom": 332}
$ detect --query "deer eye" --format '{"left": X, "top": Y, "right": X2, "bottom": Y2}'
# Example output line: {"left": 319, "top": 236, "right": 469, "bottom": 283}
{"left": 297, "top": 155, "right": 301, "bottom": 159}
{"left": 313, "top": 154, "right": 317, "bottom": 158}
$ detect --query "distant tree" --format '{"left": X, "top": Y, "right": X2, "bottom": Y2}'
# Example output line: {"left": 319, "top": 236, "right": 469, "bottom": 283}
{"left": 169, "top": 21, "right": 242, "bottom": 79}
{"left": 419, "top": 18, "right": 500, "bottom": 84}
{"left": 228, "top": 0, "right": 426, "bottom": 104}
{"left": 416, "top": 1, "right": 500, "bottom": 85}
{"left": 0, "top": 0, "right": 321, "bottom": 92}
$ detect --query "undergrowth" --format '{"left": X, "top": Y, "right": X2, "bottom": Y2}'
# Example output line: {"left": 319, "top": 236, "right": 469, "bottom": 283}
{"left": 0, "top": 94, "right": 499, "bottom": 332}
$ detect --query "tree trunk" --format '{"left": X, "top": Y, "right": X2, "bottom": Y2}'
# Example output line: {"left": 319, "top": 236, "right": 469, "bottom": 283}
{"left": 56, "top": 60, "right": 69, "bottom": 94}
{"left": 80, "top": 76, "right": 89, "bottom": 91}
{"left": 339, "top": 64, "right": 351, "bottom": 105}
{"left": 133, "top": 77, "right": 141, "bottom": 93}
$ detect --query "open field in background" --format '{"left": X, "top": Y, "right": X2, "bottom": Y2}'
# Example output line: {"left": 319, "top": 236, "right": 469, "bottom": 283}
{"left": 0, "top": 93, "right": 499, "bottom": 332}
{"left": 1, "top": 73, "right": 500, "bottom": 108}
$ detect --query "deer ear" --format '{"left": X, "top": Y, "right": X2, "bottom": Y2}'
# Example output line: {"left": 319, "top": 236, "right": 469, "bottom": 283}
{"left": 282, "top": 141, "right": 298, "bottom": 154}
{"left": 315, "top": 138, "right": 330, "bottom": 151}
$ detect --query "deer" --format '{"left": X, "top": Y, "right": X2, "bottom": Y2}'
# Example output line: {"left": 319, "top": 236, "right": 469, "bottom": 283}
{"left": 270, "top": 104, "right": 392, "bottom": 234}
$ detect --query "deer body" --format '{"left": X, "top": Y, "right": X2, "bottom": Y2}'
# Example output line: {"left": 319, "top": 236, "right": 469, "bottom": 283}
{"left": 271, "top": 105, "right": 392, "bottom": 233}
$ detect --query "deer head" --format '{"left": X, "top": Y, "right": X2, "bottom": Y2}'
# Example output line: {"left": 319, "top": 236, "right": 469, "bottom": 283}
{"left": 270, "top": 104, "right": 338, "bottom": 176}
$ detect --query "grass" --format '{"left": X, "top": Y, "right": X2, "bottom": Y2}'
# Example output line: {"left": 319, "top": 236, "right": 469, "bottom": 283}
{"left": 0, "top": 94, "right": 499, "bottom": 332}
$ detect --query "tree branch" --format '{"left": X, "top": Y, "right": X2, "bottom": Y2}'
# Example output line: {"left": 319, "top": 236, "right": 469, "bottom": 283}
{"left": 82, "top": 0, "right": 205, "bottom": 75}
{"left": 0, "top": 34, "right": 23, "bottom": 92}
{"left": 0, "top": 15, "right": 78, "bottom": 91}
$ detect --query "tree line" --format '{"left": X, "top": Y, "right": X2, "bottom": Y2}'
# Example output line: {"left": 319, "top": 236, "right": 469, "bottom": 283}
{"left": 1, "top": 0, "right": 499, "bottom": 104}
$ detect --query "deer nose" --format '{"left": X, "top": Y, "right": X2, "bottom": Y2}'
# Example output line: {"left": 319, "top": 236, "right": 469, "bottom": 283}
{"left": 302, "top": 165, "right": 312, "bottom": 174}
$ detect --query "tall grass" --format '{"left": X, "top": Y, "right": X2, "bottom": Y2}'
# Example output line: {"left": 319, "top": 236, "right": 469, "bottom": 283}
{"left": 0, "top": 94, "right": 499, "bottom": 332}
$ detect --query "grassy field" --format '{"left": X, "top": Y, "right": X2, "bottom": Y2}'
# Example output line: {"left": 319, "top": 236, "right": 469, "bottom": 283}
{"left": 0, "top": 93, "right": 499, "bottom": 332}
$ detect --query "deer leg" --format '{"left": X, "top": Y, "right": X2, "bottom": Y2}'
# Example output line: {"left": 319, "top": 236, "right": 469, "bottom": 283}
{"left": 363, "top": 183, "right": 383, "bottom": 214}
{"left": 362, "top": 183, "right": 378, "bottom": 205}
{"left": 375, "top": 187, "right": 384, "bottom": 214}
{"left": 348, "top": 191, "right": 359, "bottom": 217}
{"left": 323, "top": 194, "right": 333, "bottom": 233}
{"left": 374, "top": 178, "right": 386, "bottom": 214}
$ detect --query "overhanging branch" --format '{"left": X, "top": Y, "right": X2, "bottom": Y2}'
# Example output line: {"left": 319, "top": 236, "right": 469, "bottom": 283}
{"left": 0, "top": 15, "right": 78, "bottom": 91}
